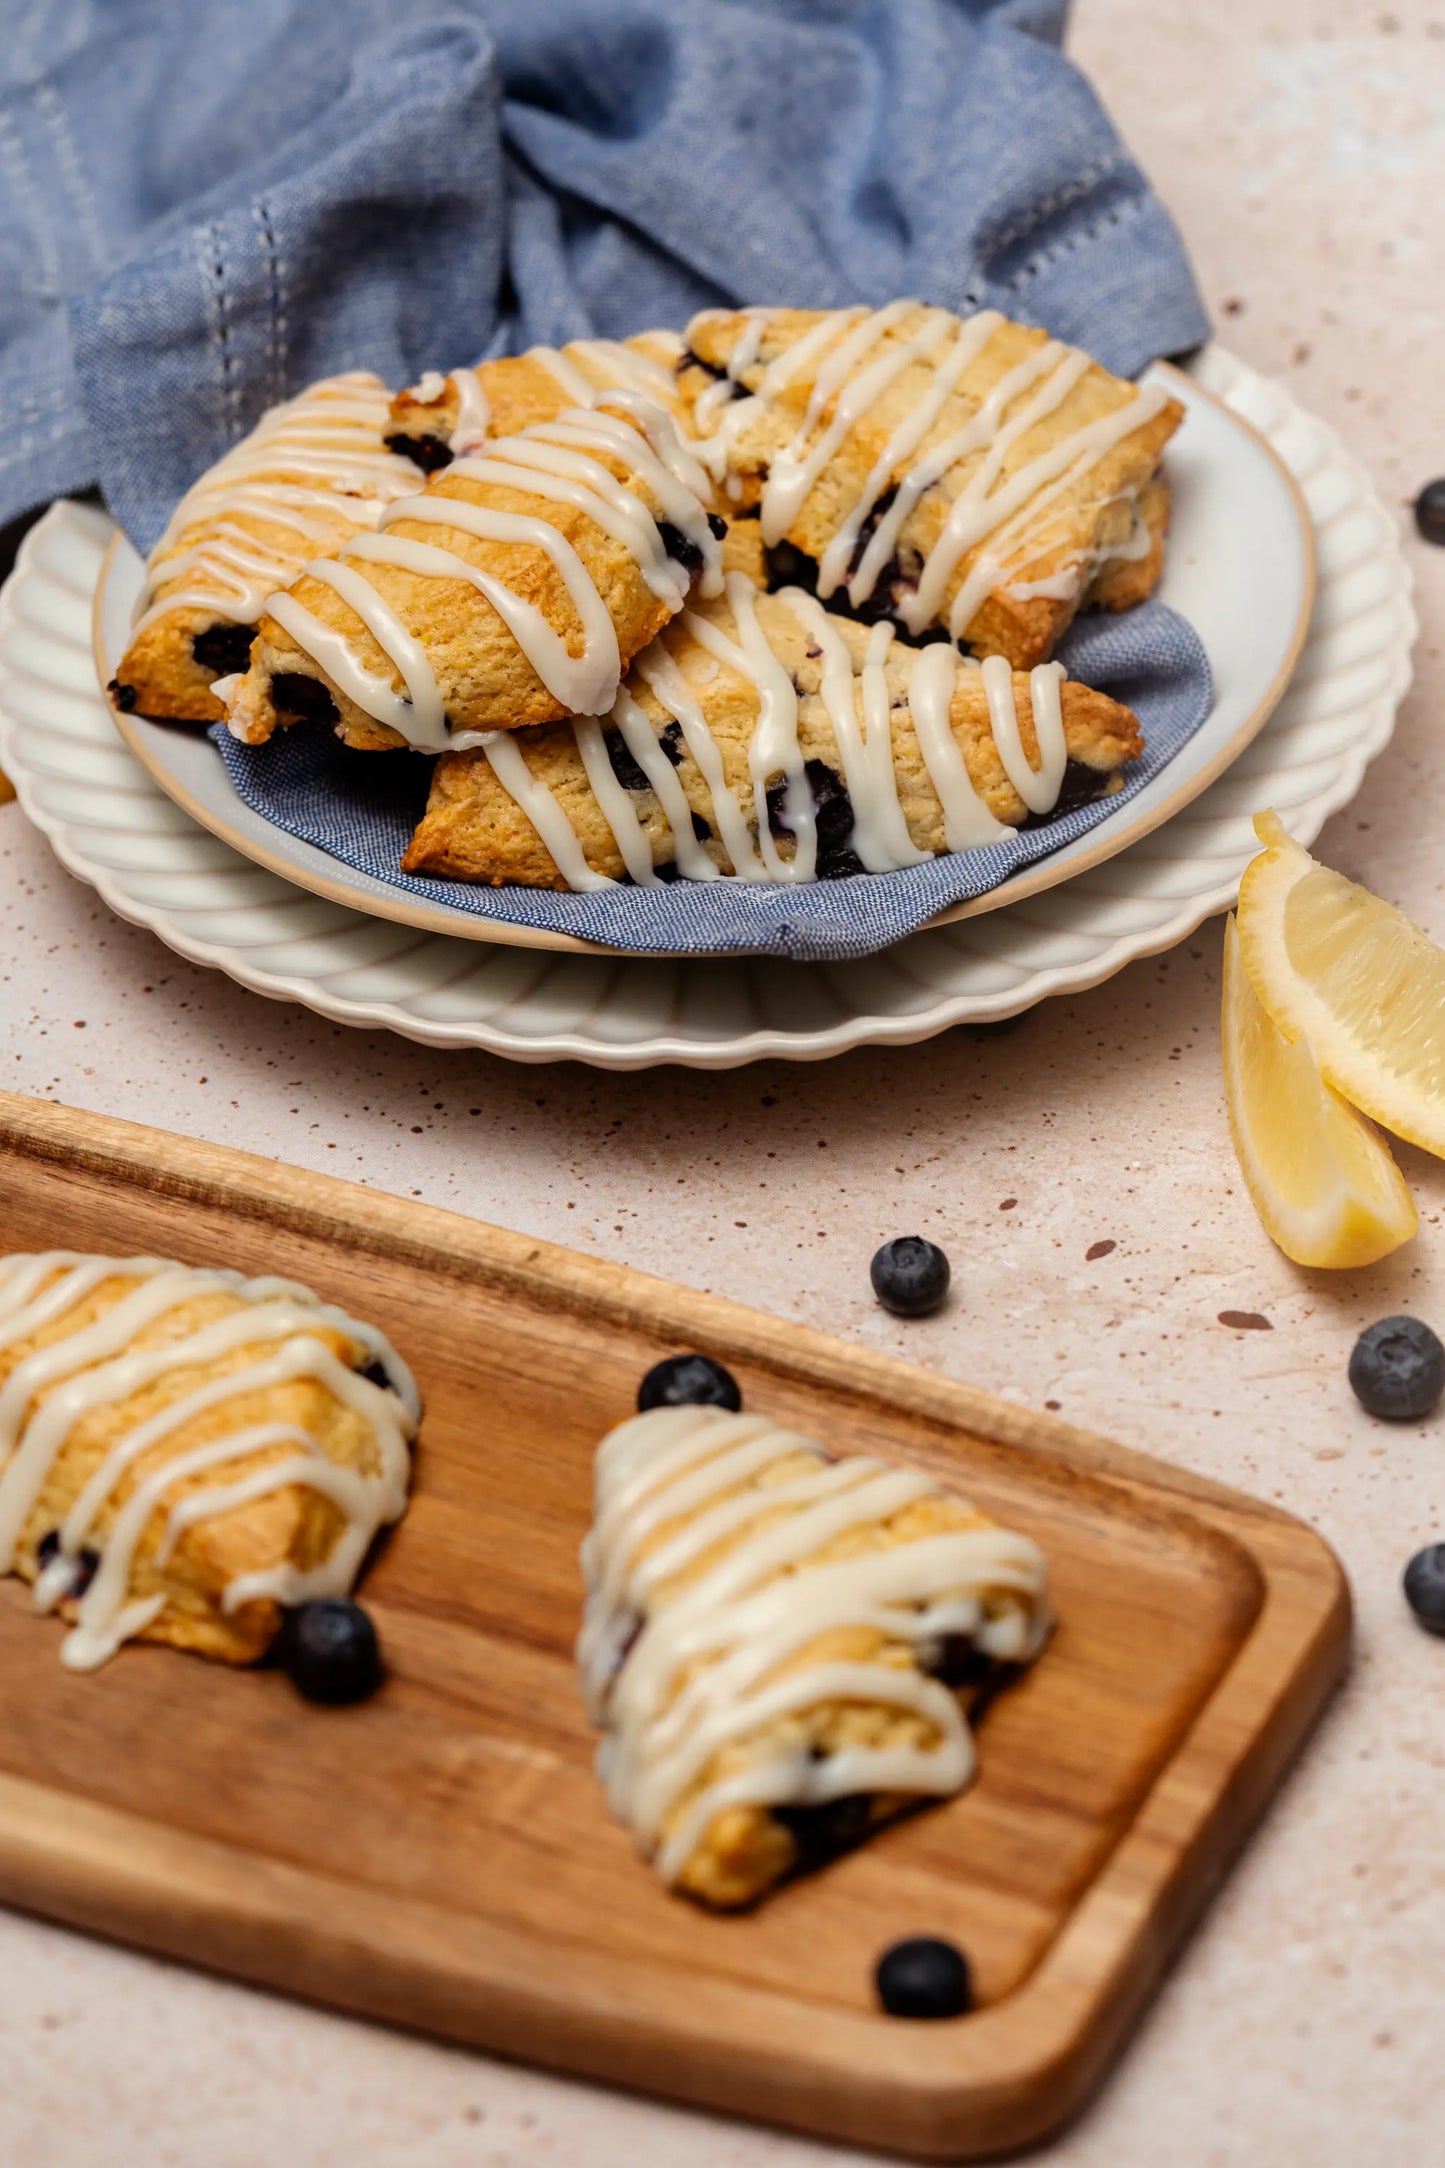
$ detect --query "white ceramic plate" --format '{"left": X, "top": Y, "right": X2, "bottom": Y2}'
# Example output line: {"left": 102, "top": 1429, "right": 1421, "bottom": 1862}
{"left": 92, "top": 359, "right": 1312, "bottom": 957}
{"left": 0, "top": 346, "right": 1414, "bottom": 1067}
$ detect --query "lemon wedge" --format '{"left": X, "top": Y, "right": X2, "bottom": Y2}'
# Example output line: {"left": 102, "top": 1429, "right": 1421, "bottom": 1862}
{"left": 1237, "top": 810, "right": 1445, "bottom": 1159}
{"left": 1222, "top": 911, "right": 1416, "bottom": 1267}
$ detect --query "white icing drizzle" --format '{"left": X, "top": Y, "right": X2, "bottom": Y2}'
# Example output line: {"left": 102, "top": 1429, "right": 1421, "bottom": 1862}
{"left": 577, "top": 1406, "right": 1049, "bottom": 1887}
{"left": 447, "top": 365, "right": 493, "bottom": 451}
{"left": 134, "top": 375, "right": 420, "bottom": 644}
{"left": 778, "top": 594, "right": 928, "bottom": 873}
{"left": 907, "top": 644, "right": 1011, "bottom": 849}
{"left": 526, "top": 344, "right": 597, "bottom": 404}
{"left": 0, "top": 1254, "right": 418, "bottom": 1672}
{"left": 685, "top": 303, "right": 1169, "bottom": 641}
{"left": 241, "top": 402, "right": 714, "bottom": 746}
{"left": 478, "top": 584, "right": 1086, "bottom": 887}
{"left": 982, "top": 654, "right": 1069, "bottom": 813}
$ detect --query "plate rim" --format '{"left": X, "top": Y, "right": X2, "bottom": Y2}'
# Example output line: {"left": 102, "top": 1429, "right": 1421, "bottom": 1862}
{"left": 93, "top": 358, "right": 1316, "bottom": 962}
{"left": 1, "top": 344, "right": 1414, "bottom": 1069}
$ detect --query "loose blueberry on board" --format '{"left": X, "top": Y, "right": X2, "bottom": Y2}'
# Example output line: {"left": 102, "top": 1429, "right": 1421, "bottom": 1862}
{"left": 875, "top": 1936, "right": 973, "bottom": 2019}
{"left": 1414, "top": 478, "right": 1445, "bottom": 546}
{"left": 1348, "top": 1316, "right": 1445, "bottom": 1421}
{"left": 1403, "top": 1545, "right": 1445, "bottom": 1635}
{"left": 870, "top": 1237, "right": 951, "bottom": 1318}
{"left": 637, "top": 1353, "right": 742, "bottom": 1414}
{"left": 278, "top": 1597, "right": 383, "bottom": 1705}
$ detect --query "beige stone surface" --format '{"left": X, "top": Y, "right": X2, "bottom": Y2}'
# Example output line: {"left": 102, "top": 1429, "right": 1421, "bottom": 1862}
{"left": 1, "top": 2, "right": 1444, "bottom": 2161}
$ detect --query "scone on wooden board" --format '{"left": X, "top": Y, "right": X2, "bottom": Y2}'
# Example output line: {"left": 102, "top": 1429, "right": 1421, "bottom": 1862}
{"left": 384, "top": 332, "right": 694, "bottom": 471}
{"left": 578, "top": 1403, "right": 1050, "bottom": 1908}
{"left": 109, "top": 374, "right": 426, "bottom": 727}
{"left": 222, "top": 398, "right": 724, "bottom": 752}
{"left": 678, "top": 302, "right": 1181, "bottom": 667}
{"left": 0, "top": 1251, "right": 418, "bottom": 1669}
{"left": 403, "top": 575, "right": 1144, "bottom": 889}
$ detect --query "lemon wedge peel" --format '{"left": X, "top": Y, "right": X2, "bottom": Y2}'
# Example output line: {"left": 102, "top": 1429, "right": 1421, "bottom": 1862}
{"left": 1222, "top": 911, "right": 1417, "bottom": 1269}
{"left": 1237, "top": 810, "right": 1445, "bottom": 1161}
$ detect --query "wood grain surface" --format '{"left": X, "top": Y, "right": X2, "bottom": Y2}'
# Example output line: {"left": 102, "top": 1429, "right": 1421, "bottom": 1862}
{"left": 0, "top": 1091, "right": 1349, "bottom": 2159}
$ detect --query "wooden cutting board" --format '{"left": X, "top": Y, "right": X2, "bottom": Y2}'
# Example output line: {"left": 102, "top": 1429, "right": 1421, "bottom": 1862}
{"left": 0, "top": 1092, "right": 1348, "bottom": 2160}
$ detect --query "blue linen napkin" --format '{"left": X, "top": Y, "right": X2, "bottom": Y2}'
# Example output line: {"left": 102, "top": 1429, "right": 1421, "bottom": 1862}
{"left": 210, "top": 602, "right": 1212, "bottom": 963}
{"left": 0, "top": 0, "right": 1207, "bottom": 552}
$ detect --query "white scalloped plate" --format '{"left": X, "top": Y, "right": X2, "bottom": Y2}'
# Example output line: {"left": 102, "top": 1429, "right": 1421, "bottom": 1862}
{"left": 0, "top": 347, "right": 1415, "bottom": 1068}
{"left": 90, "top": 358, "right": 1313, "bottom": 956}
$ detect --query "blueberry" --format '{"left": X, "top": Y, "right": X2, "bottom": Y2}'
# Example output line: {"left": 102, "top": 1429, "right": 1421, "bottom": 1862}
{"left": 875, "top": 1936, "right": 972, "bottom": 2019}
{"left": 271, "top": 673, "right": 339, "bottom": 728}
{"left": 636, "top": 1353, "right": 742, "bottom": 1413}
{"left": 107, "top": 678, "right": 137, "bottom": 713}
{"left": 36, "top": 1530, "right": 99, "bottom": 1599}
{"left": 278, "top": 1597, "right": 383, "bottom": 1705}
{"left": 360, "top": 1358, "right": 393, "bottom": 1390}
{"left": 1403, "top": 1544, "right": 1445, "bottom": 1635}
{"left": 870, "top": 1237, "right": 951, "bottom": 1318}
{"left": 1414, "top": 478, "right": 1445, "bottom": 546}
{"left": 190, "top": 622, "right": 255, "bottom": 679}
{"left": 1348, "top": 1316, "right": 1445, "bottom": 1420}
{"left": 386, "top": 430, "right": 454, "bottom": 475}
{"left": 774, "top": 1791, "right": 875, "bottom": 1868}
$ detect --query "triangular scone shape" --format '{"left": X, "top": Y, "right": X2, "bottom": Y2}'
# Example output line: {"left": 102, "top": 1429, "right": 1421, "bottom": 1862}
{"left": 679, "top": 304, "right": 1182, "bottom": 668}
{"left": 577, "top": 1405, "right": 1050, "bottom": 1908}
{"left": 111, "top": 374, "right": 426, "bottom": 727}
{"left": 222, "top": 399, "right": 723, "bottom": 752}
{"left": 385, "top": 332, "right": 694, "bottom": 469}
{"left": 0, "top": 1252, "right": 417, "bottom": 1670}
{"left": 402, "top": 578, "right": 1144, "bottom": 889}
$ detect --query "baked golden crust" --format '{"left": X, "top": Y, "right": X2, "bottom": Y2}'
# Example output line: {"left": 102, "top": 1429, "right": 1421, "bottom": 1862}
{"left": 385, "top": 332, "right": 693, "bottom": 463}
{"left": 1084, "top": 472, "right": 1170, "bottom": 614}
{"left": 0, "top": 1257, "right": 416, "bottom": 1668}
{"left": 679, "top": 305, "right": 1181, "bottom": 667}
{"left": 112, "top": 374, "right": 426, "bottom": 726}
{"left": 580, "top": 1406, "right": 1050, "bottom": 1908}
{"left": 403, "top": 587, "right": 1143, "bottom": 887}
{"left": 223, "top": 405, "right": 715, "bottom": 750}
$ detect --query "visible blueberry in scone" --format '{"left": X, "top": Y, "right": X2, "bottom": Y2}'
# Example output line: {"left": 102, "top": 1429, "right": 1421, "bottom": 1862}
{"left": 578, "top": 1404, "right": 1050, "bottom": 1907}
{"left": 0, "top": 1251, "right": 419, "bottom": 1672}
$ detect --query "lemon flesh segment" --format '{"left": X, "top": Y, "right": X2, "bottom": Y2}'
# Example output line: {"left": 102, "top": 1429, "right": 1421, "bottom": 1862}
{"left": 1222, "top": 914, "right": 1417, "bottom": 1268}
{"left": 1238, "top": 812, "right": 1445, "bottom": 1159}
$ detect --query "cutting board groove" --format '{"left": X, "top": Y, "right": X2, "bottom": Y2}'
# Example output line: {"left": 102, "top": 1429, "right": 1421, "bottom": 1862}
{"left": 0, "top": 1093, "right": 1347, "bottom": 2159}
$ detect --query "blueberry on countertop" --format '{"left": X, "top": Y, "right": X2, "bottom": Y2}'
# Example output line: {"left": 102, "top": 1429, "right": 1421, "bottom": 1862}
{"left": 278, "top": 1597, "right": 383, "bottom": 1705}
{"left": 637, "top": 1352, "right": 742, "bottom": 1413}
{"left": 1348, "top": 1316, "right": 1445, "bottom": 1421}
{"left": 869, "top": 1237, "right": 951, "bottom": 1318}
{"left": 1403, "top": 1545, "right": 1445, "bottom": 1635}
{"left": 875, "top": 1936, "right": 973, "bottom": 2019}
{"left": 1414, "top": 478, "right": 1445, "bottom": 546}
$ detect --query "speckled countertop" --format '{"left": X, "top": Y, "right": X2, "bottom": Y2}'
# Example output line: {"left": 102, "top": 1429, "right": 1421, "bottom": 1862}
{"left": 2, "top": 4, "right": 1443, "bottom": 2162}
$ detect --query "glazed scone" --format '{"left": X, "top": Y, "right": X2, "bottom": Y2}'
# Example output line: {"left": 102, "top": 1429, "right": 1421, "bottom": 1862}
{"left": 0, "top": 1252, "right": 418, "bottom": 1670}
{"left": 385, "top": 332, "right": 694, "bottom": 472}
{"left": 402, "top": 575, "right": 1144, "bottom": 889}
{"left": 1083, "top": 472, "right": 1170, "bottom": 615}
{"left": 578, "top": 1405, "right": 1050, "bottom": 1908}
{"left": 222, "top": 399, "right": 725, "bottom": 752}
{"left": 110, "top": 374, "right": 427, "bottom": 726}
{"left": 678, "top": 303, "right": 1182, "bottom": 668}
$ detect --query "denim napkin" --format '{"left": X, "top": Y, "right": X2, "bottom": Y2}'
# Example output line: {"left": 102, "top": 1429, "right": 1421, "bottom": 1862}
{"left": 0, "top": 0, "right": 1208, "bottom": 552}
{"left": 210, "top": 602, "right": 1212, "bottom": 963}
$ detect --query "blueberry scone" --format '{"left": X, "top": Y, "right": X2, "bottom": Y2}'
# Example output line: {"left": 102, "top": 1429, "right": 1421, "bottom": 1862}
{"left": 402, "top": 574, "right": 1143, "bottom": 888}
{"left": 0, "top": 1252, "right": 418, "bottom": 1671}
{"left": 384, "top": 332, "right": 693, "bottom": 473}
{"left": 678, "top": 304, "right": 1182, "bottom": 668}
{"left": 110, "top": 374, "right": 427, "bottom": 726}
{"left": 222, "top": 398, "right": 725, "bottom": 751}
{"left": 578, "top": 1405, "right": 1050, "bottom": 1907}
